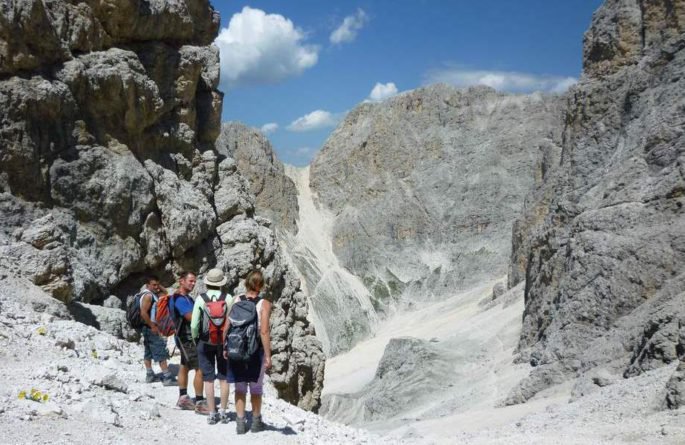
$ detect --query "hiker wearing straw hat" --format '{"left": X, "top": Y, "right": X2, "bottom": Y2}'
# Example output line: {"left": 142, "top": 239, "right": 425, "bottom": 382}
{"left": 191, "top": 268, "right": 233, "bottom": 425}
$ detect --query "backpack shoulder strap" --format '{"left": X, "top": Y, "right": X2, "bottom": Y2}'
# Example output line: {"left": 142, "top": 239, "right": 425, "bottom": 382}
{"left": 171, "top": 293, "right": 185, "bottom": 330}
{"left": 200, "top": 293, "right": 210, "bottom": 303}
{"left": 239, "top": 294, "right": 247, "bottom": 302}
{"left": 218, "top": 291, "right": 227, "bottom": 302}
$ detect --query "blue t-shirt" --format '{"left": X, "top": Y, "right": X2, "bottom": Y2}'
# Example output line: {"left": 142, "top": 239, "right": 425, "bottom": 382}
{"left": 173, "top": 293, "right": 194, "bottom": 341}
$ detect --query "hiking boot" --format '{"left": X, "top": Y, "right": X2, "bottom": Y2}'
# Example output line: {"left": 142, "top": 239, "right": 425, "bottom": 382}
{"left": 220, "top": 412, "right": 231, "bottom": 424}
{"left": 236, "top": 416, "right": 247, "bottom": 435}
{"left": 194, "top": 399, "right": 209, "bottom": 416}
{"left": 161, "top": 375, "right": 178, "bottom": 386}
{"left": 207, "top": 412, "right": 220, "bottom": 425}
{"left": 251, "top": 415, "right": 265, "bottom": 433}
{"left": 176, "top": 395, "right": 195, "bottom": 410}
{"left": 145, "top": 372, "right": 157, "bottom": 383}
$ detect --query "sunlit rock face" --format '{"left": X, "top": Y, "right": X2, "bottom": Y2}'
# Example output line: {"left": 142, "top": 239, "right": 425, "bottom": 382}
{"left": 0, "top": 0, "right": 323, "bottom": 412}
{"left": 507, "top": 0, "right": 685, "bottom": 404}
{"left": 306, "top": 84, "right": 564, "bottom": 353}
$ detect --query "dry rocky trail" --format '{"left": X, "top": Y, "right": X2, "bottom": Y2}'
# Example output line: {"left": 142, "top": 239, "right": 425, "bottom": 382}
{"left": 2, "top": 0, "right": 685, "bottom": 444}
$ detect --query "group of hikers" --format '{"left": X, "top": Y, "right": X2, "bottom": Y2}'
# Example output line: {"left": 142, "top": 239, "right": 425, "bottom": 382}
{"left": 129, "top": 268, "right": 272, "bottom": 434}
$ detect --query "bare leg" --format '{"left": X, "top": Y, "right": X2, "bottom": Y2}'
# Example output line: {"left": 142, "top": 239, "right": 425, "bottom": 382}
{"left": 178, "top": 365, "right": 189, "bottom": 390}
{"left": 144, "top": 359, "right": 152, "bottom": 370}
{"left": 205, "top": 381, "right": 216, "bottom": 412}
{"left": 251, "top": 394, "right": 262, "bottom": 417}
{"left": 159, "top": 359, "right": 169, "bottom": 373}
{"left": 235, "top": 392, "right": 247, "bottom": 418}
{"left": 193, "top": 369, "right": 204, "bottom": 398}
{"left": 220, "top": 381, "right": 230, "bottom": 411}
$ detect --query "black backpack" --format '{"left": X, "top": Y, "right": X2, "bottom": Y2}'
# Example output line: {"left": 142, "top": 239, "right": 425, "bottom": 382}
{"left": 125, "top": 291, "right": 152, "bottom": 329}
{"left": 225, "top": 295, "right": 261, "bottom": 361}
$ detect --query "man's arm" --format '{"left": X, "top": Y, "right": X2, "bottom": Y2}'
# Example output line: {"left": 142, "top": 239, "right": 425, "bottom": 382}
{"left": 260, "top": 299, "right": 272, "bottom": 369}
{"left": 190, "top": 297, "right": 203, "bottom": 343}
{"left": 140, "top": 292, "right": 158, "bottom": 334}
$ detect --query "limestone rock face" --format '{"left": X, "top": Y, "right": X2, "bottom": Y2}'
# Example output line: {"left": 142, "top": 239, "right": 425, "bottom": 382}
{"left": 306, "top": 84, "right": 563, "bottom": 353}
{"left": 321, "top": 337, "right": 457, "bottom": 424}
{"left": 311, "top": 85, "right": 563, "bottom": 308}
{"left": 665, "top": 359, "right": 685, "bottom": 409}
{"left": 0, "top": 0, "right": 323, "bottom": 411}
{"left": 216, "top": 122, "right": 299, "bottom": 233}
{"left": 508, "top": 0, "right": 685, "bottom": 403}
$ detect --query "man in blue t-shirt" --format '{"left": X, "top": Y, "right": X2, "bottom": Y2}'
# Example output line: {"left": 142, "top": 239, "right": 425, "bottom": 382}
{"left": 173, "top": 271, "right": 207, "bottom": 414}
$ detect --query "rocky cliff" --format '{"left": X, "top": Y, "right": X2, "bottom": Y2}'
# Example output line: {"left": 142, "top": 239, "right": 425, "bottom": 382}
{"left": 507, "top": 0, "right": 685, "bottom": 404}
{"left": 216, "top": 122, "right": 299, "bottom": 233}
{"left": 0, "top": 0, "right": 323, "bottom": 411}
{"left": 306, "top": 84, "right": 565, "bottom": 354}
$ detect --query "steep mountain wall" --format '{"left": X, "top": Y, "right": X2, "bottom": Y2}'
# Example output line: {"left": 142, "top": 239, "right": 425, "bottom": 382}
{"left": 307, "top": 84, "right": 565, "bottom": 353}
{"left": 216, "top": 122, "right": 299, "bottom": 233}
{"left": 214, "top": 124, "right": 377, "bottom": 356}
{"left": 0, "top": 0, "right": 323, "bottom": 411}
{"left": 507, "top": 0, "right": 685, "bottom": 404}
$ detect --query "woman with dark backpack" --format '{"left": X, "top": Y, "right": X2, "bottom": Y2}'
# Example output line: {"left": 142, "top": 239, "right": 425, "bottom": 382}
{"left": 224, "top": 269, "right": 272, "bottom": 434}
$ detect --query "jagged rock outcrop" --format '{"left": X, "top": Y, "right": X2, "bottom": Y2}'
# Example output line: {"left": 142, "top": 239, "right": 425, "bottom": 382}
{"left": 0, "top": 0, "right": 323, "bottom": 411}
{"left": 507, "top": 0, "right": 685, "bottom": 404}
{"left": 321, "top": 337, "right": 458, "bottom": 424}
{"left": 306, "top": 84, "right": 564, "bottom": 354}
{"left": 216, "top": 122, "right": 299, "bottom": 233}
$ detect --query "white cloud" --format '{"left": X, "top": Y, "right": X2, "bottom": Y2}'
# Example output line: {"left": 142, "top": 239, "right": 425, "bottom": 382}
{"left": 425, "top": 67, "right": 577, "bottom": 94}
{"left": 368, "top": 82, "right": 398, "bottom": 101}
{"left": 260, "top": 123, "right": 278, "bottom": 135}
{"left": 292, "top": 146, "right": 315, "bottom": 156}
{"left": 215, "top": 7, "right": 319, "bottom": 89}
{"left": 330, "top": 9, "right": 368, "bottom": 44}
{"left": 287, "top": 110, "right": 340, "bottom": 132}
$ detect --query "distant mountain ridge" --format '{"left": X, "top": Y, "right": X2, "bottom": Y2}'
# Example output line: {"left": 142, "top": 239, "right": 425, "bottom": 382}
{"left": 213, "top": 0, "right": 685, "bottom": 419}
{"left": 223, "top": 84, "right": 566, "bottom": 355}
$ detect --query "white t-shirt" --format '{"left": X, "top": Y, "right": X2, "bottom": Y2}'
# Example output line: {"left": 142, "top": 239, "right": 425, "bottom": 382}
{"left": 235, "top": 295, "right": 264, "bottom": 328}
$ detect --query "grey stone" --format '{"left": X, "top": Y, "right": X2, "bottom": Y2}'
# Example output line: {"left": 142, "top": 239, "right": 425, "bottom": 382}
{"left": 507, "top": 0, "right": 685, "bottom": 403}
{"left": 95, "top": 374, "right": 128, "bottom": 394}
{"left": 68, "top": 301, "right": 138, "bottom": 342}
{"left": 216, "top": 122, "right": 299, "bottom": 233}
{"left": 144, "top": 160, "right": 215, "bottom": 258}
{"left": 214, "top": 158, "right": 255, "bottom": 223}
{"left": 665, "top": 360, "right": 685, "bottom": 409}
{"left": 303, "top": 84, "right": 564, "bottom": 354}
{"left": 0, "top": 0, "right": 323, "bottom": 411}
{"left": 102, "top": 296, "right": 123, "bottom": 309}
{"left": 492, "top": 282, "right": 506, "bottom": 300}
{"left": 321, "top": 337, "right": 456, "bottom": 423}
{"left": 35, "top": 401, "right": 65, "bottom": 418}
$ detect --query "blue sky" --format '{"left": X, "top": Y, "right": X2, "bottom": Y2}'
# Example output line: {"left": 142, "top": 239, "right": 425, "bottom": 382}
{"left": 211, "top": 1, "right": 604, "bottom": 166}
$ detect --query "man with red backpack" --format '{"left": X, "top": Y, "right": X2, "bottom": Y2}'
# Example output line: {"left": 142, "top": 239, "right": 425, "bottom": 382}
{"left": 191, "top": 268, "right": 232, "bottom": 425}
{"left": 172, "top": 271, "right": 207, "bottom": 413}
{"left": 138, "top": 275, "right": 177, "bottom": 386}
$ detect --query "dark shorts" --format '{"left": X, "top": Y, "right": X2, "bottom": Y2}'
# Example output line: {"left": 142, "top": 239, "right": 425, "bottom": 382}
{"left": 229, "top": 354, "right": 266, "bottom": 395}
{"left": 227, "top": 351, "right": 263, "bottom": 385}
{"left": 197, "top": 341, "right": 227, "bottom": 382}
{"left": 175, "top": 337, "right": 199, "bottom": 370}
{"left": 142, "top": 326, "right": 169, "bottom": 362}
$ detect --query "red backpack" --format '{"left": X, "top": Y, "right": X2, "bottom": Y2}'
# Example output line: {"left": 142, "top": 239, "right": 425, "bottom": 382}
{"left": 200, "top": 293, "right": 228, "bottom": 345}
{"left": 153, "top": 293, "right": 177, "bottom": 337}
